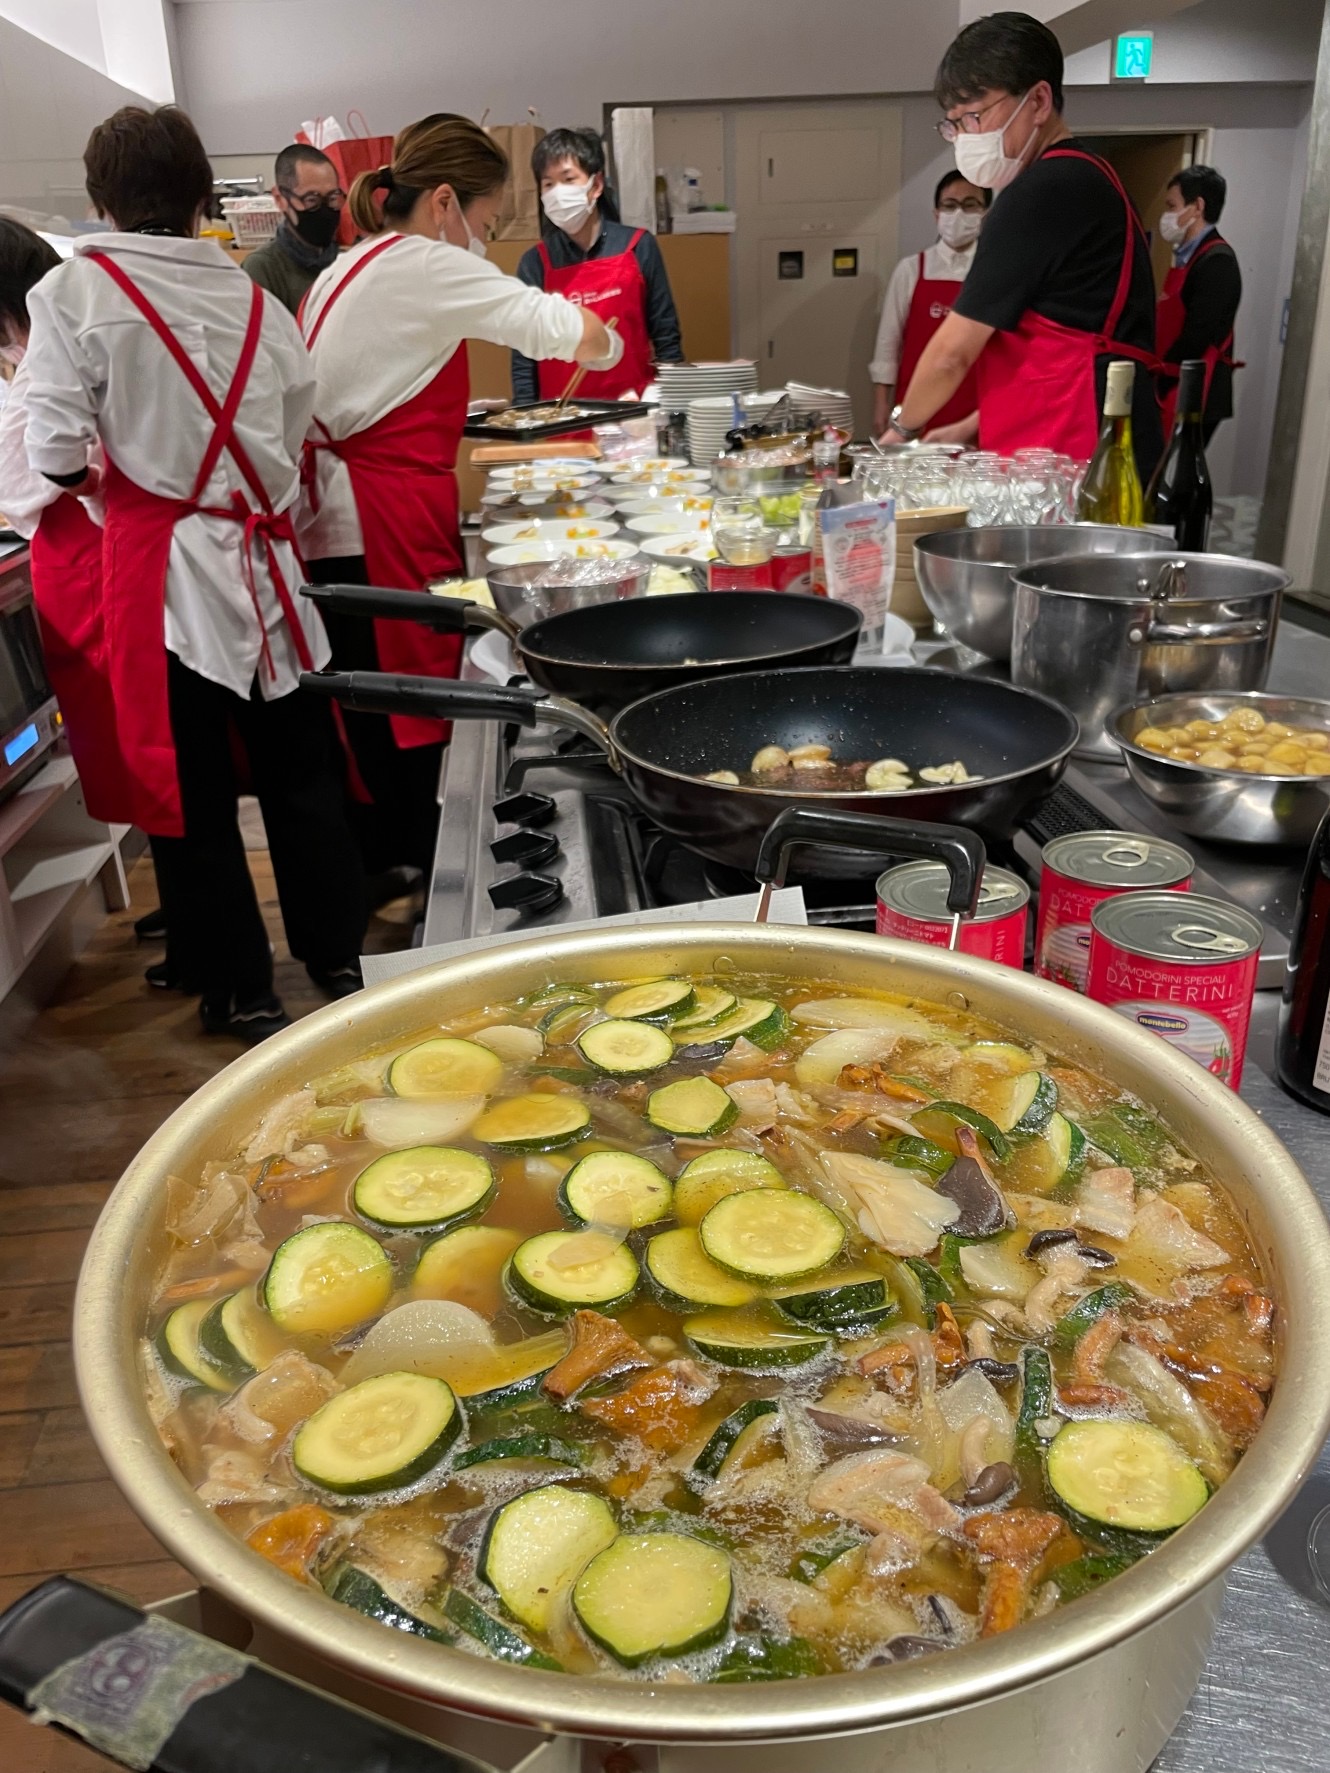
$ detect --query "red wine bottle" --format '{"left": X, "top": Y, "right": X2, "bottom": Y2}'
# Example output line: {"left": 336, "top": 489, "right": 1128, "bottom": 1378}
{"left": 1146, "top": 359, "right": 1213, "bottom": 550}
{"left": 1276, "top": 806, "right": 1330, "bottom": 1113}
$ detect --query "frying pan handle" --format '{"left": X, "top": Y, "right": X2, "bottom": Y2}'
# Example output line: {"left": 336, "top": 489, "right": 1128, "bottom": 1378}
{"left": 753, "top": 807, "right": 986, "bottom": 939}
{"left": 300, "top": 584, "right": 516, "bottom": 641}
{"left": 0, "top": 1576, "right": 503, "bottom": 1773}
{"left": 299, "top": 670, "right": 614, "bottom": 753}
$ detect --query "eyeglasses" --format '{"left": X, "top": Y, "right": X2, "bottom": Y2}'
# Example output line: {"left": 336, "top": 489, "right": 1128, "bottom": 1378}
{"left": 278, "top": 186, "right": 346, "bottom": 212}
{"left": 934, "top": 94, "right": 1024, "bottom": 143}
{"left": 938, "top": 199, "right": 987, "bottom": 213}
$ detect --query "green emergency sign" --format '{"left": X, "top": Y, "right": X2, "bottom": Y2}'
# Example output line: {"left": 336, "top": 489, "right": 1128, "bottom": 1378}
{"left": 1114, "top": 32, "right": 1154, "bottom": 79}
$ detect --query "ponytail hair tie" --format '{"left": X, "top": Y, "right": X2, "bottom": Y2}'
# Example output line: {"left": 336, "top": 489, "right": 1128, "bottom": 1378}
{"left": 376, "top": 165, "right": 393, "bottom": 191}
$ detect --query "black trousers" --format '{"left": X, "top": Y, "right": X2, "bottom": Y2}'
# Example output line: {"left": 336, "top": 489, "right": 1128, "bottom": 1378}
{"left": 310, "top": 555, "right": 444, "bottom": 877}
{"left": 149, "top": 652, "right": 366, "bottom": 1007}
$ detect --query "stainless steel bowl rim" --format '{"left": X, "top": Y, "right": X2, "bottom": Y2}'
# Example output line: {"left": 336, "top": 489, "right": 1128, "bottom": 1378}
{"left": 1111, "top": 689, "right": 1330, "bottom": 781}
{"left": 74, "top": 925, "right": 1330, "bottom": 1743}
{"left": 912, "top": 524, "right": 1163, "bottom": 570}
{"left": 1014, "top": 552, "right": 1291, "bottom": 603}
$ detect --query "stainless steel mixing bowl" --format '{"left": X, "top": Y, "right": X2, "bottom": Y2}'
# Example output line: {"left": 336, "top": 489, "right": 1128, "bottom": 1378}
{"left": 1112, "top": 689, "right": 1330, "bottom": 846}
{"left": 914, "top": 525, "right": 1175, "bottom": 662}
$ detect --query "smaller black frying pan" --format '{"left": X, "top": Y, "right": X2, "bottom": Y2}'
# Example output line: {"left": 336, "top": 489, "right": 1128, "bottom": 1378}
{"left": 300, "top": 585, "right": 861, "bottom": 716}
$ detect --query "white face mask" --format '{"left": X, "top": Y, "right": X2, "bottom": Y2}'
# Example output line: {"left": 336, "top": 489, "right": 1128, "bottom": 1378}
{"left": 460, "top": 208, "right": 488, "bottom": 258}
{"left": 1159, "top": 208, "right": 1190, "bottom": 247}
{"left": 937, "top": 209, "right": 983, "bottom": 249}
{"left": 542, "top": 180, "right": 596, "bottom": 235}
{"left": 953, "top": 90, "right": 1034, "bottom": 193}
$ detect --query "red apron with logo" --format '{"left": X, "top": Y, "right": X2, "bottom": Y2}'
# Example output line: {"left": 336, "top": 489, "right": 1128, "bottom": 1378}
{"left": 536, "top": 230, "right": 653, "bottom": 401}
{"left": 897, "top": 253, "right": 980, "bottom": 430}
{"left": 29, "top": 492, "right": 134, "bottom": 823}
{"left": 978, "top": 150, "right": 1159, "bottom": 460}
{"left": 86, "top": 253, "right": 317, "bottom": 836}
{"left": 303, "top": 235, "right": 467, "bottom": 749}
{"left": 1156, "top": 233, "right": 1241, "bottom": 436}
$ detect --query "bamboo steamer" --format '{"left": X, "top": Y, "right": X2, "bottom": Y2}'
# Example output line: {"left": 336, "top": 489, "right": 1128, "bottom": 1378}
{"left": 892, "top": 504, "right": 969, "bottom": 631}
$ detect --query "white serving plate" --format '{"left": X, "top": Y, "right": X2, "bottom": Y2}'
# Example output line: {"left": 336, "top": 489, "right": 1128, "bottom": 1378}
{"left": 480, "top": 519, "right": 621, "bottom": 546}
{"left": 612, "top": 493, "right": 714, "bottom": 517}
{"left": 513, "top": 495, "right": 614, "bottom": 518}
{"left": 489, "top": 538, "right": 640, "bottom": 566}
{"left": 625, "top": 512, "right": 711, "bottom": 537}
{"left": 608, "top": 468, "right": 711, "bottom": 488}
{"left": 640, "top": 533, "right": 719, "bottom": 563}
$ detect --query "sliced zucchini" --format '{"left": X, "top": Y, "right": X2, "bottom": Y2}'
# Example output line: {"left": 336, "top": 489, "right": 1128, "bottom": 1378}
{"left": 603, "top": 979, "right": 697, "bottom": 1022}
{"left": 877, "top": 1133, "right": 955, "bottom": 1181}
{"left": 1051, "top": 1551, "right": 1138, "bottom": 1600}
{"left": 327, "top": 1565, "right": 452, "bottom": 1643}
{"left": 353, "top": 1146, "right": 495, "bottom": 1233}
{"left": 712, "top": 1634, "right": 822, "bottom": 1682}
{"left": 692, "top": 1399, "right": 779, "bottom": 1479}
{"left": 911, "top": 1101, "right": 1012, "bottom": 1163}
{"left": 523, "top": 982, "right": 596, "bottom": 1008}
{"left": 573, "top": 1532, "right": 731, "bottom": 1666}
{"left": 699, "top": 1189, "right": 845, "bottom": 1283}
{"left": 1081, "top": 1104, "right": 1172, "bottom": 1171}
{"left": 455, "top": 1434, "right": 582, "bottom": 1472}
{"left": 671, "top": 985, "right": 738, "bottom": 1030}
{"left": 506, "top": 1230, "right": 639, "bottom": 1316}
{"left": 645, "top": 1226, "right": 757, "bottom": 1311}
{"left": 263, "top": 1222, "right": 394, "bottom": 1338}
{"left": 957, "top": 1231, "right": 1037, "bottom": 1302}
{"left": 559, "top": 1150, "right": 672, "bottom": 1229}
{"left": 772, "top": 1269, "right": 891, "bottom": 1330}
{"left": 472, "top": 1093, "right": 591, "bottom": 1151}
{"left": 1047, "top": 1419, "right": 1207, "bottom": 1534}
{"left": 198, "top": 1287, "right": 286, "bottom": 1384}
{"left": 480, "top": 1484, "right": 619, "bottom": 1633}
{"left": 684, "top": 1309, "right": 832, "bottom": 1370}
{"left": 691, "top": 998, "right": 788, "bottom": 1051}
{"left": 576, "top": 1019, "right": 673, "bottom": 1077}
{"left": 1014, "top": 1346, "right": 1053, "bottom": 1486}
{"left": 1053, "top": 1282, "right": 1136, "bottom": 1350}
{"left": 410, "top": 1225, "right": 524, "bottom": 1307}
{"left": 1011, "top": 1073, "right": 1058, "bottom": 1137}
{"left": 894, "top": 1256, "right": 953, "bottom": 1329}
{"left": 646, "top": 1076, "right": 738, "bottom": 1139}
{"left": 455, "top": 1331, "right": 569, "bottom": 1409}
{"left": 673, "top": 1150, "right": 786, "bottom": 1226}
{"left": 999, "top": 1112, "right": 1084, "bottom": 1196}
{"left": 157, "top": 1299, "right": 231, "bottom": 1392}
{"left": 790, "top": 1536, "right": 864, "bottom": 1583}
{"left": 389, "top": 1037, "right": 504, "bottom": 1099}
{"left": 966, "top": 1041, "right": 1040, "bottom": 1074}
{"left": 471, "top": 1024, "right": 544, "bottom": 1064}
{"left": 442, "top": 1588, "right": 561, "bottom": 1669}
{"left": 293, "top": 1371, "right": 461, "bottom": 1494}
{"left": 538, "top": 1000, "right": 593, "bottom": 1042}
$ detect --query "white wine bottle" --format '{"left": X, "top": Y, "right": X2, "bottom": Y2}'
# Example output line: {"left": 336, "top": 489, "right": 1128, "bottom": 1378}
{"left": 1076, "top": 359, "right": 1144, "bottom": 526}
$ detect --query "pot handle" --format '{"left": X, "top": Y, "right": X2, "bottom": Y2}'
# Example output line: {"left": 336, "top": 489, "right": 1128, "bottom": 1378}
{"left": 0, "top": 1576, "right": 504, "bottom": 1773}
{"left": 752, "top": 807, "right": 986, "bottom": 944}
{"left": 1132, "top": 616, "right": 1270, "bottom": 646}
{"left": 300, "top": 584, "right": 517, "bottom": 642}
{"left": 299, "top": 670, "right": 614, "bottom": 755}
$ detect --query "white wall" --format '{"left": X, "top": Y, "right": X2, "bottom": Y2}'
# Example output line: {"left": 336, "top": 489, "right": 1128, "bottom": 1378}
{"left": 1066, "top": 0, "right": 1322, "bottom": 85}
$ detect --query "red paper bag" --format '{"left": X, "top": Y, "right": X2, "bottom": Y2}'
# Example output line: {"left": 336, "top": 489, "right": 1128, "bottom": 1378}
{"left": 297, "top": 111, "right": 394, "bottom": 245}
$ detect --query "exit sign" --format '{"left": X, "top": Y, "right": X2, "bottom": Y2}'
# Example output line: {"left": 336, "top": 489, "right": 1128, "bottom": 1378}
{"left": 1113, "top": 31, "right": 1154, "bottom": 79}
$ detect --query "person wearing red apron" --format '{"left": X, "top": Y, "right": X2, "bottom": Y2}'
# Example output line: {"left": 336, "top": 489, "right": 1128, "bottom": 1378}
{"left": 1156, "top": 168, "right": 1242, "bottom": 441}
{"left": 870, "top": 172, "right": 989, "bottom": 441}
{"left": 880, "top": 17, "right": 1163, "bottom": 482}
{"left": 22, "top": 105, "right": 366, "bottom": 1042}
{"left": 299, "top": 114, "right": 619, "bottom": 878}
{"left": 511, "top": 126, "right": 683, "bottom": 405}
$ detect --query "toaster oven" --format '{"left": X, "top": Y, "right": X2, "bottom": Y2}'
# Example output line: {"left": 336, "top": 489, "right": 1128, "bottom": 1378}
{"left": 0, "top": 542, "right": 60, "bottom": 803}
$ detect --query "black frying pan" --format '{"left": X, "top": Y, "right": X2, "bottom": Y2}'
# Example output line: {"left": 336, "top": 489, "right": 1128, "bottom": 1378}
{"left": 301, "top": 665, "right": 1079, "bottom": 875}
{"left": 301, "top": 585, "right": 861, "bottom": 716}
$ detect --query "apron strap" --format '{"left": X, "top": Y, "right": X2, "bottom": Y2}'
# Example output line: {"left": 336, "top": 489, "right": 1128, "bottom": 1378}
{"left": 189, "top": 282, "right": 265, "bottom": 502}
{"left": 302, "top": 233, "right": 405, "bottom": 346}
{"left": 1041, "top": 149, "right": 1150, "bottom": 347}
{"left": 626, "top": 229, "right": 646, "bottom": 253}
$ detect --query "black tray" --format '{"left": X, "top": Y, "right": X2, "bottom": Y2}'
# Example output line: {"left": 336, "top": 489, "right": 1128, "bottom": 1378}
{"left": 463, "top": 398, "right": 652, "bottom": 441}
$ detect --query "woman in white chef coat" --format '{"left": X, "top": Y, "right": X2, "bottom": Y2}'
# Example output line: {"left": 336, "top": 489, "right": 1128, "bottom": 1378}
{"left": 870, "top": 171, "right": 990, "bottom": 443}
{"left": 299, "top": 112, "right": 621, "bottom": 878}
{"left": 21, "top": 105, "right": 366, "bottom": 1043}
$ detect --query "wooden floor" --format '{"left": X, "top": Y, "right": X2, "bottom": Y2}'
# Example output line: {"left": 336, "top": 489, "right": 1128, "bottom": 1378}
{"left": 0, "top": 850, "right": 414, "bottom": 1771}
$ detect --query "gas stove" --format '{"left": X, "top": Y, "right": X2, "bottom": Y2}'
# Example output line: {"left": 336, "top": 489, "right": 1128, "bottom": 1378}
{"left": 422, "top": 658, "right": 1300, "bottom": 989}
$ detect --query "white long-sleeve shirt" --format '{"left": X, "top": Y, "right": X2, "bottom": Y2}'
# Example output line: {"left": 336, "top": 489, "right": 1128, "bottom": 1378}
{"left": 0, "top": 359, "right": 65, "bottom": 538}
{"left": 869, "top": 239, "right": 978, "bottom": 386}
{"left": 299, "top": 232, "right": 587, "bottom": 561}
{"left": 22, "top": 234, "right": 326, "bottom": 698}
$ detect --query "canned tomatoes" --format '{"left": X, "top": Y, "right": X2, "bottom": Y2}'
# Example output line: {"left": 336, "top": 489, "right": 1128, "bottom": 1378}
{"left": 1036, "top": 830, "right": 1193, "bottom": 994}
{"left": 877, "top": 861, "right": 1029, "bottom": 967}
{"left": 1087, "top": 892, "right": 1263, "bottom": 1089}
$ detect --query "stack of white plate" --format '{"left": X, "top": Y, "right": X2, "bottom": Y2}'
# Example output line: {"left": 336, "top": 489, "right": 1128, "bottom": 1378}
{"left": 786, "top": 381, "right": 856, "bottom": 434}
{"left": 685, "top": 391, "right": 784, "bottom": 467}
{"left": 657, "top": 361, "right": 758, "bottom": 410}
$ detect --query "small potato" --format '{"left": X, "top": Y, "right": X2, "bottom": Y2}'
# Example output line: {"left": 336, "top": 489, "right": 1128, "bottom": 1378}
{"left": 1264, "top": 722, "right": 1293, "bottom": 740}
{"left": 789, "top": 744, "right": 832, "bottom": 764}
{"left": 705, "top": 770, "right": 741, "bottom": 785}
{"left": 1196, "top": 747, "right": 1238, "bottom": 769}
{"left": 1184, "top": 720, "right": 1220, "bottom": 741}
{"left": 1306, "top": 755, "right": 1330, "bottom": 775}
{"left": 1135, "top": 727, "right": 1174, "bottom": 753}
{"left": 1267, "top": 741, "right": 1309, "bottom": 767}
{"left": 1303, "top": 731, "right": 1330, "bottom": 752}
{"left": 751, "top": 745, "right": 790, "bottom": 773}
{"left": 1168, "top": 746, "right": 1200, "bottom": 762}
{"left": 865, "top": 759, "right": 912, "bottom": 791}
{"left": 1235, "top": 755, "right": 1273, "bottom": 773}
{"left": 1227, "top": 707, "right": 1267, "bottom": 734}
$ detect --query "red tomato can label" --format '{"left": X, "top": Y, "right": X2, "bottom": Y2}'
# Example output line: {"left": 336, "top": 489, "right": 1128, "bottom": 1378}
{"left": 707, "top": 548, "right": 813, "bottom": 594}
{"left": 1036, "top": 830, "right": 1193, "bottom": 994}
{"left": 877, "top": 861, "right": 1029, "bottom": 967}
{"left": 1086, "top": 892, "right": 1263, "bottom": 1090}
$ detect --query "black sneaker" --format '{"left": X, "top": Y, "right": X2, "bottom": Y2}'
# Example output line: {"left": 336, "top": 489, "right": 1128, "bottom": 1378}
{"left": 145, "top": 960, "right": 203, "bottom": 994}
{"left": 134, "top": 907, "right": 168, "bottom": 941}
{"left": 200, "top": 994, "right": 292, "bottom": 1044}
{"left": 308, "top": 962, "right": 363, "bottom": 1001}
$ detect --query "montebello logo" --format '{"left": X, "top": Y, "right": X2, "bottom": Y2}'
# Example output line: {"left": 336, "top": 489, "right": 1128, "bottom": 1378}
{"left": 1136, "top": 1010, "right": 1190, "bottom": 1035}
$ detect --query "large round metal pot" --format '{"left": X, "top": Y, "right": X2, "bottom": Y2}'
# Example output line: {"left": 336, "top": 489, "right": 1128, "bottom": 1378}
{"left": 74, "top": 926, "right": 1330, "bottom": 1773}
{"left": 913, "top": 524, "right": 1175, "bottom": 663}
{"left": 1011, "top": 552, "right": 1287, "bottom": 759}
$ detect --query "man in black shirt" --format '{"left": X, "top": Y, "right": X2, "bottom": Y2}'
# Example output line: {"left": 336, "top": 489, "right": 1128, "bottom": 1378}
{"left": 1157, "top": 165, "right": 1242, "bottom": 441}
{"left": 881, "top": 12, "right": 1162, "bottom": 481}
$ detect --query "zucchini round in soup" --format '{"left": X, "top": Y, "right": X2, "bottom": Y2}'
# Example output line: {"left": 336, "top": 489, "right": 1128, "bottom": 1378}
{"left": 145, "top": 970, "right": 1276, "bottom": 1682}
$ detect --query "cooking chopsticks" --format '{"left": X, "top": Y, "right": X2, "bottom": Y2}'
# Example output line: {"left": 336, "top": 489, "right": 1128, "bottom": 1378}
{"left": 554, "top": 317, "right": 619, "bottom": 415}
